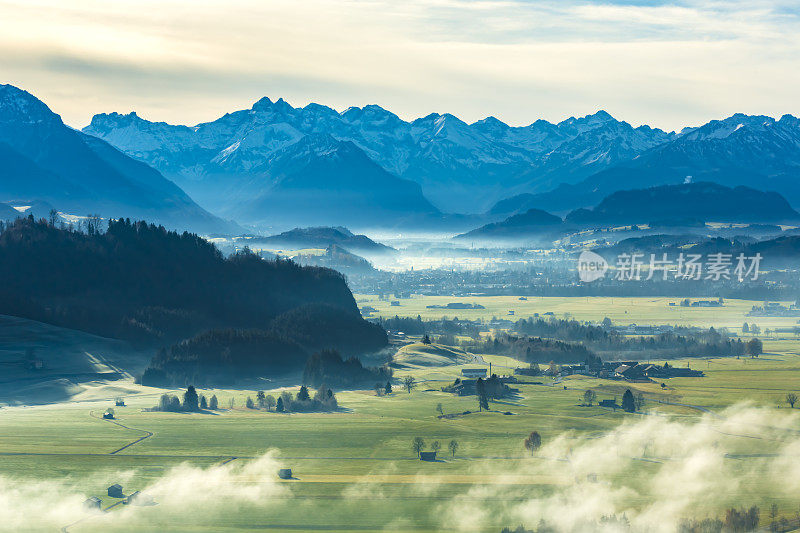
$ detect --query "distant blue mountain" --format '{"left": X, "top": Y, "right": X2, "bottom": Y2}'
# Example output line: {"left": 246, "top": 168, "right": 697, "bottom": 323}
{"left": 84, "top": 100, "right": 672, "bottom": 217}
{"left": 0, "top": 85, "right": 239, "bottom": 234}
{"left": 462, "top": 182, "right": 799, "bottom": 243}
{"left": 234, "top": 134, "right": 440, "bottom": 228}
{"left": 456, "top": 208, "right": 564, "bottom": 242}
{"left": 84, "top": 97, "right": 800, "bottom": 226}
{"left": 254, "top": 226, "right": 395, "bottom": 255}
{"left": 492, "top": 114, "right": 800, "bottom": 215}
{"left": 565, "top": 182, "right": 800, "bottom": 226}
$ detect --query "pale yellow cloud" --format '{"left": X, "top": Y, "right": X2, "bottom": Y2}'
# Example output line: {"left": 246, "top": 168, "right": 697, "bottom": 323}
{"left": 0, "top": 0, "right": 798, "bottom": 131}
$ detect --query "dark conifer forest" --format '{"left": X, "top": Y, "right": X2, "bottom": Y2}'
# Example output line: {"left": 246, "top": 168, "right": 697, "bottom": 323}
{"left": 302, "top": 348, "right": 392, "bottom": 389}
{"left": 0, "top": 217, "right": 387, "bottom": 385}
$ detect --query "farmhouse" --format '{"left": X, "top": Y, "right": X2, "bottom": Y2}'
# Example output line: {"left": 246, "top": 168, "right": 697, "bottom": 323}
{"left": 461, "top": 368, "right": 487, "bottom": 378}
{"left": 447, "top": 378, "right": 476, "bottom": 395}
{"left": 599, "top": 399, "right": 619, "bottom": 409}
{"left": 107, "top": 484, "right": 123, "bottom": 498}
{"left": 614, "top": 363, "right": 648, "bottom": 381}
{"left": 83, "top": 497, "right": 101, "bottom": 510}
{"left": 645, "top": 364, "right": 704, "bottom": 378}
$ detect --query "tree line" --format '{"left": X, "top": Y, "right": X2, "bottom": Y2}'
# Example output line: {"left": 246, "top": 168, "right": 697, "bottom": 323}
{"left": 140, "top": 305, "right": 388, "bottom": 388}
{"left": 150, "top": 385, "right": 338, "bottom": 413}
{"left": 461, "top": 333, "right": 595, "bottom": 365}
{"left": 513, "top": 316, "right": 751, "bottom": 359}
{"left": 0, "top": 217, "right": 383, "bottom": 355}
{"left": 302, "top": 349, "right": 391, "bottom": 389}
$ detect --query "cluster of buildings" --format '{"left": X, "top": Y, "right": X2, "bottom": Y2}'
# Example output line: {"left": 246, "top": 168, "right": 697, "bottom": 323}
{"left": 676, "top": 299, "right": 723, "bottom": 308}
{"left": 747, "top": 301, "right": 800, "bottom": 317}
{"left": 444, "top": 369, "right": 519, "bottom": 397}
{"left": 612, "top": 324, "right": 675, "bottom": 335}
{"left": 561, "top": 360, "right": 704, "bottom": 381}
{"left": 83, "top": 484, "right": 154, "bottom": 511}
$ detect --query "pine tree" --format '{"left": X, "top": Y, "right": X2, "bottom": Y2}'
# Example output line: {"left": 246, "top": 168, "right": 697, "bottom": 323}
{"left": 276, "top": 396, "right": 285, "bottom": 412}
{"left": 476, "top": 378, "right": 489, "bottom": 411}
{"left": 183, "top": 385, "right": 199, "bottom": 412}
{"left": 297, "top": 385, "right": 311, "bottom": 402}
{"left": 622, "top": 389, "right": 636, "bottom": 413}
{"left": 199, "top": 395, "right": 208, "bottom": 409}
{"left": 209, "top": 395, "right": 218, "bottom": 410}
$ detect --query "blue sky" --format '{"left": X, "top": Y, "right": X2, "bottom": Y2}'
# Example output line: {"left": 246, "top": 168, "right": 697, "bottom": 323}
{"left": 1, "top": 0, "right": 798, "bottom": 131}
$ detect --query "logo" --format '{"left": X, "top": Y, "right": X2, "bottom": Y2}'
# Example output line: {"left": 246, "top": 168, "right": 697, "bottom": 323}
{"left": 577, "top": 250, "right": 608, "bottom": 282}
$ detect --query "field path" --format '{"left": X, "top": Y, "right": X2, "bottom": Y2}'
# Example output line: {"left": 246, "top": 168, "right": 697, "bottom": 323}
{"left": 89, "top": 410, "right": 154, "bottom": 454}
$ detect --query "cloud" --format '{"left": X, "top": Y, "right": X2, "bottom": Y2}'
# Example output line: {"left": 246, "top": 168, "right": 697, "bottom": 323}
{"left": 437, "top": 404, "right": 800, "bottom": 531}
{"left": 1, "top": 406, "right": 799, "bottom": 531}
{"left": 0, "top": 1, "right": 799, "bottom": 134}
{"left": 0, "top": 450, "right": 288, "bottom": 531}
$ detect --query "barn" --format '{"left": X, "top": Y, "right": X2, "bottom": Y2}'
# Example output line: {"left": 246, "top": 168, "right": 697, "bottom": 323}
{"left": 278, "top": 468, "right": 293, "bottom": 479}
{"left": 419, "top": 451, "right": 437, "bottom": 461}
{"left": 83, "top": 497, "right": 101, "bottom": 510}
{"left": 461, "top": 368, "right": 487, "bottom": 378}
{"left": 107, "top": 484, "right": 123, "bottom": 498}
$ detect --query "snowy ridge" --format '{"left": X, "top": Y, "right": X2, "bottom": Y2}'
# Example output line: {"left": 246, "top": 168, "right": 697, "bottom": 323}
{"left": 84, "top": 99, "right": 674, "bottom": 213}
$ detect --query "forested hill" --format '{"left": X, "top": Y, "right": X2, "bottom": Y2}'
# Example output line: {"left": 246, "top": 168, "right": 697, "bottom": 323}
{"left": 0, "top": 217, "right": 382, "bottom": 350}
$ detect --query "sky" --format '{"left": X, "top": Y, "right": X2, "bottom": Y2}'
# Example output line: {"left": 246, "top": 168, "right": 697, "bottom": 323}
{"left": 1, "top": 0, "right": 799, "bottom": 131}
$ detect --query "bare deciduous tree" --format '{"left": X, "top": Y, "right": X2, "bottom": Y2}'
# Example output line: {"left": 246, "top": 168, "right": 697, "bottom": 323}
{"left": 412, "top": 437, "right": 425, "bottom": 457}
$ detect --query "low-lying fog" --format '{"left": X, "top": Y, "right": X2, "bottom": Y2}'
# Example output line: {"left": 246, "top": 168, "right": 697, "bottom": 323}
{"left": 4, "top": 404, "right": 799, "bottom": 532}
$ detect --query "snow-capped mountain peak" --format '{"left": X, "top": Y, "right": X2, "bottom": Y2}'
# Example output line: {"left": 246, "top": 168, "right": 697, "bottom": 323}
{"left": 84, "top": 99, "right": 675, "bottom": 213}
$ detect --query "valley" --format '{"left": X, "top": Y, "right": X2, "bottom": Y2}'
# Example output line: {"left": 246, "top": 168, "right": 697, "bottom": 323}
{"left": 2, "top": 312, "right": 800, "bottom": 531}
{"left": 2, "top": 10, "right": 800, "bottom": 530}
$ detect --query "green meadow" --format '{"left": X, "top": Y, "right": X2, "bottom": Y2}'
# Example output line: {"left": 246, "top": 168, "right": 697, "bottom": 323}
{"left": 2, "top": 297, "right": 800, "bottom": 531}
{"left": 356, "top": 295, "right": 800, "bottom": 331}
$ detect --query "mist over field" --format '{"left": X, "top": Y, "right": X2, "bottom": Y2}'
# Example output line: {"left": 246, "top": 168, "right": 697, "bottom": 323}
{"left": 0, "top": 451, "right": 288, "bottom": 531}
{"left": 439, "top": 405, "right": 800, "bottom": 531}
{"left": 3, "top": 1, "right": 800, "bottom": 531}
{"left": 2, "top": 406, "right": 800, "bottom": 532}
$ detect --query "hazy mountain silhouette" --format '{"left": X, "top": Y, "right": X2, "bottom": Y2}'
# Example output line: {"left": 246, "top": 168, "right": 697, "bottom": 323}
{"left": 0, "top": 85, "right": 239, "bottom": 234}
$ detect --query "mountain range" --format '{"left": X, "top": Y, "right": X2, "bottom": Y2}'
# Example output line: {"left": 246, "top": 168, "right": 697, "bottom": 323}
{"left": 85, "top": 98, "right": 800, "bottom": 229}
{"left": 4, "top": 84, "right": 800, "bottom": 234}
{"left": 0, "top": 85, "right": 239, "bottom": 234}
{"left": 83, "top": 99, "right": 674, "bottom": 219}
{"left": 494, "top": 114, "right": 800, "bottom": 215}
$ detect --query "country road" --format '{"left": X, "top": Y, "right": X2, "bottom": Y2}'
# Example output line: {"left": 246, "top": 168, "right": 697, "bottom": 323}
{"left": 89, "top": 410, "right": 155, "bottom": 454}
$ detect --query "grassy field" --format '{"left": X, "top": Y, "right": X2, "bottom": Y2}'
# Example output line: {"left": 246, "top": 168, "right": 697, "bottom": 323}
{"left": 356, "top": 295, "right": 800, "bottom": 331}
{"left": 2, "top": 301, "right": 800, "bottom": 531}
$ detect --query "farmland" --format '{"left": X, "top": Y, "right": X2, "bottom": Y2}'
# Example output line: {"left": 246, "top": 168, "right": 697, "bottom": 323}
{"left": 1, "top": 297, "right": 800, "bottom": 531}
{"left": 357, "top": 295, "right": 800, "bottom": 331}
